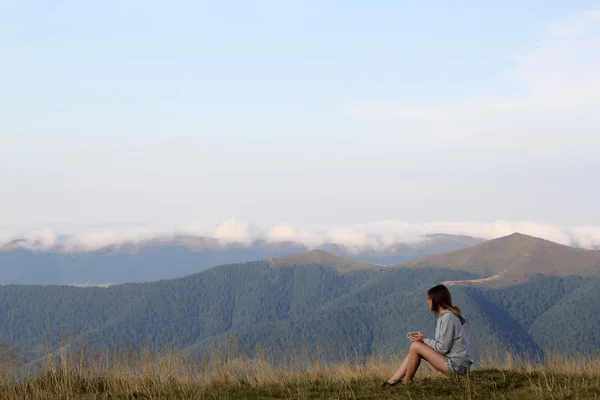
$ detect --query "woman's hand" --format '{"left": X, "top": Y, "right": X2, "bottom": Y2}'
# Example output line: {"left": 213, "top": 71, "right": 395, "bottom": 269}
{"left": 409, "top": 332, "right": 425, "bottom": 343}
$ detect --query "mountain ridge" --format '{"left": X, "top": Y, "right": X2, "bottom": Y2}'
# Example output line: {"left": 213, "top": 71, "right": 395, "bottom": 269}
{"left": 0, "top": 234, "right": 483, "bottom": 285}
{"left": 402, "top": 232, "right": 600, "bottom": 286}
{"left": 269, "top": 249, "right": 379, "bottom": 273}
{"left": 263, "top": 232, "right": 600, "bottom": 283}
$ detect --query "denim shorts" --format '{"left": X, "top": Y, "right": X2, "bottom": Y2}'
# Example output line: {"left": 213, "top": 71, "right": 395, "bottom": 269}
{"left": 445, "top": 357, "right": 472, "bottom": 375}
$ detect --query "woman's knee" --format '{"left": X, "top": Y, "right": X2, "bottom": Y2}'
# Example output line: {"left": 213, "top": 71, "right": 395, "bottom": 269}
{"left": 409, "top": 342, "right": 423, "bottom": 353}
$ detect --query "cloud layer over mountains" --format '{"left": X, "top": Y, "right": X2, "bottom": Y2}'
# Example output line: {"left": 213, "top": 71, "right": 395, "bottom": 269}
{"left": 2, "top": 219, "right": 600, "bottom": 252}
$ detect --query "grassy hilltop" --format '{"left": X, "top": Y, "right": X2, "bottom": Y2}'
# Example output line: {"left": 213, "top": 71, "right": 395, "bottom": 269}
{"left": 0, "top": 346, "right": 598, "bottom": 399}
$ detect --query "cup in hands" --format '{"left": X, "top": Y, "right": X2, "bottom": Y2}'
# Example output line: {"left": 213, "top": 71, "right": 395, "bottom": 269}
{"left": 406, "top": 332, "right": 423, "bottom": 342}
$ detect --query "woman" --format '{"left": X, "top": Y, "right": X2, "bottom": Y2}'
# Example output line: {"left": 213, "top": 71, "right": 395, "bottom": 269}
{"left": 382, "top": 284, "right": 473, "bottom": 387}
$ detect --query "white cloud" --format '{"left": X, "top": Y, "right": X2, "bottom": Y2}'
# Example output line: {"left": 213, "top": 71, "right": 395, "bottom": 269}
{"left": 326, "top": 227, "right": 383, "bottom": 252}
{"left": 267, "top": 224, "right": 325, "bottom": 247}
{"left": 212, "top": 219, "right": 264, "bottom": 245}
{"left": 349, "top": 8, "right": 600, "bottom": 156}
{"left": 0, "top": 231, "right": 10, "bottom": 245}
{"left": 24, "top": 229, "right": 58, "bottom": 249}
{"left": 3, "top": 219, "right": 600, "bottom": 252}
{"left": 69, "top": 229, "right": 165, "bottom": 251}
{"left": 515, "top": 8, "right": 600, "bottom": 94}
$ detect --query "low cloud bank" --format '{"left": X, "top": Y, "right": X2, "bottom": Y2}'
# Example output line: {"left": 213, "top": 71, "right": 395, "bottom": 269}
{"left": 2, "top": 219, "right": 600, "bottom": 252}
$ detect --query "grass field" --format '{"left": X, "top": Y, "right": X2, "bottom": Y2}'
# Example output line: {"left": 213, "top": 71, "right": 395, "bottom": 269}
{"left": 0, "top": 345, "right": 598, "bottom": 399}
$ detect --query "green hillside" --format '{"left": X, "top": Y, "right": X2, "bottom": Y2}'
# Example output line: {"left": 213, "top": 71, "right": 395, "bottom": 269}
{"left": 0, "top": 233, "right": 599, "bottom": 365}
{"left": 0, "top": 261, "right": 476, "bottom": 361}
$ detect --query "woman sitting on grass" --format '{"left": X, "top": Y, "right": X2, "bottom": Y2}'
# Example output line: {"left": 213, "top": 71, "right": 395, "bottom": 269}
{"left": 383, "top": 284, "right": 473, "bottom": 387}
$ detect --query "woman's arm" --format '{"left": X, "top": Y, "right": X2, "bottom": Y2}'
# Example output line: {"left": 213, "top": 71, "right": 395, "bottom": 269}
{"left": 424, "top": 314, "right": 455, "bottom": 354}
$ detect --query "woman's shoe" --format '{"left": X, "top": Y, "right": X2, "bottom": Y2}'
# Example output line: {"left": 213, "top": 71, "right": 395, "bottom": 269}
{"left": 381, "top": 381, "right": 398, "bottom": 389}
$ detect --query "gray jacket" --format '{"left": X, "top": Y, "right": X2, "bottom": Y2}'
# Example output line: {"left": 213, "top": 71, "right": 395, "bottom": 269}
{"left": 424, "top": 310, "right": 473, "bottom": 364}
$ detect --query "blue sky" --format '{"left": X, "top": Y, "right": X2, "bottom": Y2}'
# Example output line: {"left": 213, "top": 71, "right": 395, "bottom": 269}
{"left": 2, "top": 1, "right": 600, "bottom": 248}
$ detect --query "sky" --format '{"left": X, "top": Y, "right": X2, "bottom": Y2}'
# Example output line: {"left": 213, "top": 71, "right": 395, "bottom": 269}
{"left": 2, "top": 1, "right": 600, "bottom": 249}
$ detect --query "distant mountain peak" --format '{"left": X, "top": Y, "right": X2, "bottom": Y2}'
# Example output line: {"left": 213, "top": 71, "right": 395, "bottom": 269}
{"left": 498, "top": 231, "right": 559, "bottom": 243}
{"left": 482, "top": 231, "right": 582, "bottom": 253}
{"left": 270, "top": 249, "right": 379, "bottom": 273}
{"left": 405, "top": 232, "right": 600, "bottom": 286}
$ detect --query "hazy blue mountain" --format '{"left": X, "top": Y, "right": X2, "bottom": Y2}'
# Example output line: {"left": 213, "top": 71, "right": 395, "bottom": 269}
{"left": 0, "top": 234, "right": 483, "bottom": 285}
{"left": 0, "top": 248, "right": 63, "bottom": 285}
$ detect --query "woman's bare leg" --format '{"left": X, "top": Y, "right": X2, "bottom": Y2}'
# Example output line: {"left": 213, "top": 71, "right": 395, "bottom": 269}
{"left": 403, "top": 342, "right": 450, "bottom": 383}
{"left": 388, "top": 356, "right": 410, "bottom": 384}
{"left": 402, "top": 347, "right": 422, "bottom": 384}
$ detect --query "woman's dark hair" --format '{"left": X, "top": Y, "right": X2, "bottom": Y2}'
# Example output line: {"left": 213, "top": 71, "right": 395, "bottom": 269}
{"left": 427, "top": 284, "right": 462, "bottom": 318}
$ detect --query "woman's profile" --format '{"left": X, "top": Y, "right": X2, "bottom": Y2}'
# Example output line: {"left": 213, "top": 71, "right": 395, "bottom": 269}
{"left": 382, "top": 284, "right": 473, "bottom": 387}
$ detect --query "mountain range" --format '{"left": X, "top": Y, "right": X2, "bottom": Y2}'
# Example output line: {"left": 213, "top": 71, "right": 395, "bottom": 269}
{"left": 0, "top": 234, "right": 483, "bottom": 285}
{"left": 0, "top": 232, "right": 598, "bottom": 365}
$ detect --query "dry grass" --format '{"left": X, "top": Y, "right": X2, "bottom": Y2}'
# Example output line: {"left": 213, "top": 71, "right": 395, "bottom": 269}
{"left": 0, "top": 343, "right": 598, "bottom": 399}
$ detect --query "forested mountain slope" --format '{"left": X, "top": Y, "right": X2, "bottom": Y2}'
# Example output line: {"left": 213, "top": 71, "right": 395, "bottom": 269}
{"left": 0, "top": 233, "right": 598, "bottom": 364}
